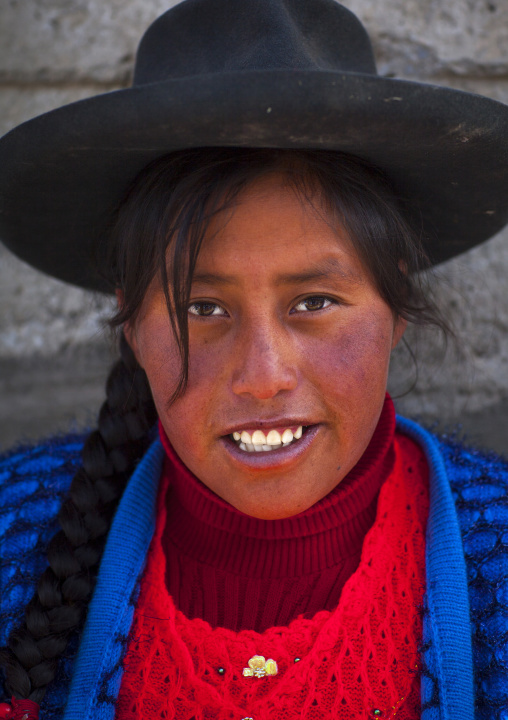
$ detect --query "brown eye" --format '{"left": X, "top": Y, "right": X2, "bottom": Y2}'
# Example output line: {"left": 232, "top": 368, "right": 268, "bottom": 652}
{"left": 188, "top": 302, "right": 226, "bottom": 317}
{"left": 293, "top": 296, "right": 332, "bottom": 313}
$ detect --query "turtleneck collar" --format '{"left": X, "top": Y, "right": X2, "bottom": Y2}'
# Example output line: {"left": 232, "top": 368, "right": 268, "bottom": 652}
{"left": 158, "top": 394, "right": 395, "bottom": 579}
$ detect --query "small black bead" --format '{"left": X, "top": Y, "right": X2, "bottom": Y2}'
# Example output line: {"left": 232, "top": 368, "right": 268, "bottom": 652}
{"left": 217, "top": 667, "right": 225, "bottom": 675}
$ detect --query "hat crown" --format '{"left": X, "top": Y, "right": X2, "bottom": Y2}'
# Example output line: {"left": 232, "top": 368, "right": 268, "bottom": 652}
{"left": 133, "top": 0, "right": 376, "bottom": 85}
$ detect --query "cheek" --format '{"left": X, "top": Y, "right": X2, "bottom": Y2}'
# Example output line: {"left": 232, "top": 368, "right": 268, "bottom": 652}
{"left": 135, "top": 319, "right": 183, "bottom": 409}
{"left": 307, "top": 313, "right": 393, "bottom": 391}
{"left": 155, "top": 339, "right": 225, "bottom": 463}
{"left": 308, "top": 314, "right": 394, "bottom": 455}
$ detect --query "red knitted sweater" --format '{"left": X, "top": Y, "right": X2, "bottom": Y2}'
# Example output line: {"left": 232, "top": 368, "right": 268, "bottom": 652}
{"left": 117, "top": 420, "right": 428, "bottom": 719}
{"left": 160, "top": 397, "right": 396, "bottom": 632}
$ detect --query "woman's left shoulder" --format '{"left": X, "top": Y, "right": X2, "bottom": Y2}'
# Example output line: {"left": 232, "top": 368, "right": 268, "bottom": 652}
{"left": 403, "top": 423, "right": 508, "bottom": 713}
{"left": 437, "top": 432, "right": 508, "bottom": 504}
{"left": 397, "top": 415, "right": 508, "bottom": 505}
{"left": 437, "top": 434, "right": 508, "bottom": 711}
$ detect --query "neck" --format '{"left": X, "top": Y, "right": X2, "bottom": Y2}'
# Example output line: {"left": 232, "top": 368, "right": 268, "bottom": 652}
{"left": 158, "top": 395, "right": 396, "bottom": 630}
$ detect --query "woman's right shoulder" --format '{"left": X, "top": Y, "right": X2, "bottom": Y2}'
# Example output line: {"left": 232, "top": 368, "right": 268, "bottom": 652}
{"left": 0, "top": 433, "right": 86, "bottom": 645}
{"left": 0, "top": 433, "right": 86, "bottom": 525}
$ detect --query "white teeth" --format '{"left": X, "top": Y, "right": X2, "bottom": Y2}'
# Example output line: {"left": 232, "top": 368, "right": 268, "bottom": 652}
{"left": 233, "top": 426, "right": 306, "bottom": 452}
{"left": 281, "top": 428, "right": 294, "bottom": 444}
{"left": 239, "top": 441, "right": 255, "bottom": 452}
{"left": 266, "top": 429, "right": 282, "bottom": 445}
{"left": 251, "top": 430, "right": 266, "bottom": 445}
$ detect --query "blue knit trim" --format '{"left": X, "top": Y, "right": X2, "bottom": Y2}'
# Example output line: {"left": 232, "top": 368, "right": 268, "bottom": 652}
{"left": 63, "top": 438, "right": 165, "bottom": 720}
{"left": 397, "top": 416, "right": 474, "bottom": 720}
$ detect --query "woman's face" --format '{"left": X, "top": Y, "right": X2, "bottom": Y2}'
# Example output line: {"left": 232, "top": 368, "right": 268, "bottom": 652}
{"left": 125, "top": 174, "right": 406, "bottom": 519}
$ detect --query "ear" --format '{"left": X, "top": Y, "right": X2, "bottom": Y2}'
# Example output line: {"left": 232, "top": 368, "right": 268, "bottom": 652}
{"left": 116, "top": 289, "right": 143, "bottom": 368}
{"left": 391, "top": 315, "right": 407, "bottom": 350}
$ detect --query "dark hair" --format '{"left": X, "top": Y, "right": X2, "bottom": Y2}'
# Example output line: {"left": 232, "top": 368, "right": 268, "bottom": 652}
{"left": 0, "top": 335, "right": 157, "bottom": 702}
{"left": 1, "top": 147, "right": 448, "bottom": 702}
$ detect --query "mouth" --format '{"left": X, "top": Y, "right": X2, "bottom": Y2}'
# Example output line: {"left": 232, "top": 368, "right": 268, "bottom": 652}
{"left": 220, "top": 421, "right": 320, "bottom": 469}
{"left": 231, "top": 425, "right": 307, "bottom": 452}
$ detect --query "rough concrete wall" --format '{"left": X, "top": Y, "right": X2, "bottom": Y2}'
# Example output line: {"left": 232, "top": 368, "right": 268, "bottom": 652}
{"left": 0, "top": 0, "right": 507, "bottom": 450}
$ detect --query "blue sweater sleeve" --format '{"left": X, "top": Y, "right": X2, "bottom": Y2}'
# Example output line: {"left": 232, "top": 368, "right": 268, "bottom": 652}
{"left": 0, "top": 435, "right": 86, "bottom": 718}
{"left": 438, "top": 434, "right": 508, "bottom": 720}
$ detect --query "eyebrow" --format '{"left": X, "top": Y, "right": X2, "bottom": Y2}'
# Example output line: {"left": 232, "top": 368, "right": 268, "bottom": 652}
{"left": 274, "top": 257, "right": 362, "bottom": 286}
{"left": 192, "top": 257, "right": 363, "bottom": 287}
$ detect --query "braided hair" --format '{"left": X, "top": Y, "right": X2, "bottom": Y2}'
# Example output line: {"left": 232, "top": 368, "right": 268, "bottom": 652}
{"left": 1, "top": 147, "right": 450, "bottom": 704}
{"left": 1, "top": 334, "right": 157, "bottom": 702}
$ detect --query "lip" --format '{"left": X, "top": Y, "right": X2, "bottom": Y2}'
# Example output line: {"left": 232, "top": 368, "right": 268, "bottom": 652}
{"left": 221, "top": 418, "right": 314, "bottom": 436}
{"left": 220, "top": 423, "right": 321, "bottom": 471}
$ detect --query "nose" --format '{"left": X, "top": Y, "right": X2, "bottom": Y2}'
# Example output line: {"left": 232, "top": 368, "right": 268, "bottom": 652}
{"left": 231, "top": 319, "right": 298, "bottom": 400}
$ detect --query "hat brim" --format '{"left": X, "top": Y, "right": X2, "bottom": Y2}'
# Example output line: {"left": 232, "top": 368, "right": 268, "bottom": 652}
{"left": 0, "top": 69, "right": 507, "bottom": 293}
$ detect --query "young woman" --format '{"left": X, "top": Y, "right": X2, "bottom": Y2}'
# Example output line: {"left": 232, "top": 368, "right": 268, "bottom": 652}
{"left": 1, "top": 1, "right": 508, "bottom": 719}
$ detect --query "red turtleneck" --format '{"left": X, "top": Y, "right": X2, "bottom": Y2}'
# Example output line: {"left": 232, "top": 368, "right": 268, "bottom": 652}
{"left": 159, "top": 395, "right": 396, "bottom": 633}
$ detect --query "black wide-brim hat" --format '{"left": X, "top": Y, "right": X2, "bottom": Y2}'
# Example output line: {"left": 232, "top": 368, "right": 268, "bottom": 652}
{"left": 1, "top": 0, "right": 507, "bottom": 293}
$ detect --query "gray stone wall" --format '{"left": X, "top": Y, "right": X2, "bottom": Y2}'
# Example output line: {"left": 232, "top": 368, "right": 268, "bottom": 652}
{"left": 1, "top": 0, "right": 507, "bottom": 453}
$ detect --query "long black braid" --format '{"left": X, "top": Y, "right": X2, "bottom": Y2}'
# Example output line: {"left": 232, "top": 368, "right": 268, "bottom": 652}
{"left": 1, "top": 334, "right": 157, "bottom": 702}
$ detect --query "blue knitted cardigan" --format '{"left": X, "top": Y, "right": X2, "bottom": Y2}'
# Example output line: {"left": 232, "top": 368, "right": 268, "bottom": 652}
{"left": 1, "top": 418, "right": 508, "bottom": 720}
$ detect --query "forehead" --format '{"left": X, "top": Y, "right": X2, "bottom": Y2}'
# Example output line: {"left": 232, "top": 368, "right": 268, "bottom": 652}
{"left": 193, "top": 173, "right": 366, "bottom": 284}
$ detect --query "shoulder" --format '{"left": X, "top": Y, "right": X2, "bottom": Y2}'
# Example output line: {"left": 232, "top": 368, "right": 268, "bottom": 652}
{"left": 434, "top": 431, "right": 508, "bottom": 579}
{"left": 0, "top": 433, "right": 86, "bottom": 541}
{"left": 440, "top": 437, "right": 508, "bottom": 711}
{"left": 404, "top": 422, "right": 508, "bottom": 712}
{"left": 0, "top": 435, "right": 84, "bottom": 498}
{"left": 437, "top": 431, "right": 508, "bottom": 485}
{"left": 397, "top": 416, "right": 508, "bottom": 506}
{"left": 436, "top": 433, "right": 508, "bottom": 527}
{"left": 0, "top": 434, "right": 86, "bottom": 645}
{"left": 433, "top": 433, "right": 508, "bottom": 609}
{"left": 402, "top": 422, "right": 508, "bottom": 568}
